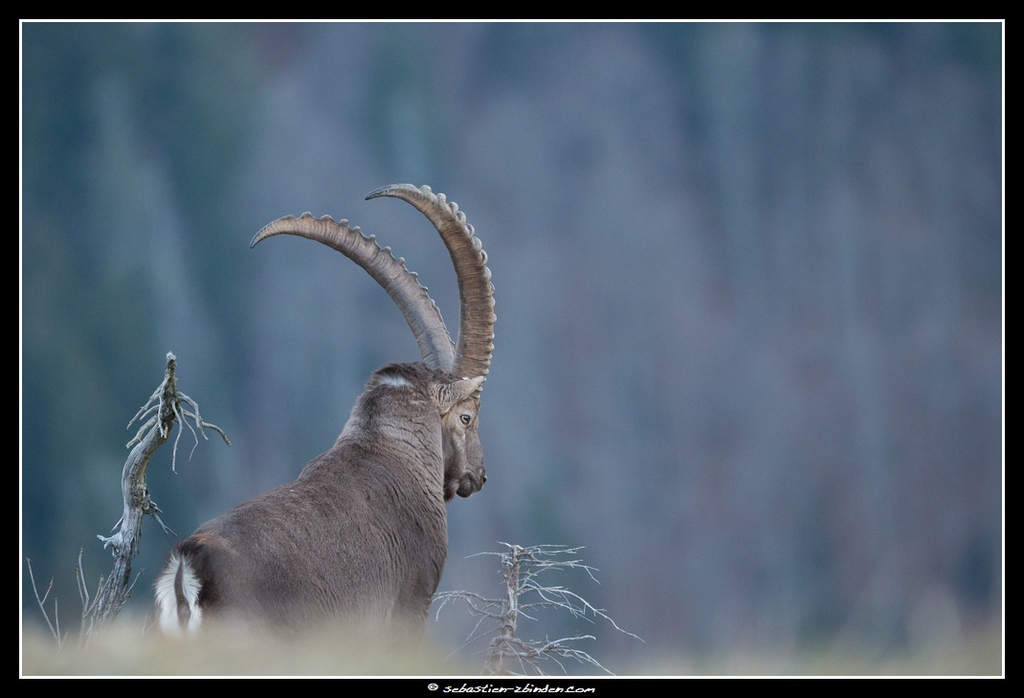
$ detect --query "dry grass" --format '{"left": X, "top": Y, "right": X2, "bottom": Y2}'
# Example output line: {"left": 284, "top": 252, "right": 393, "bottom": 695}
{"left": 22, "top": 614, "right": 1002, "bottom": 677}
{"left": 632, "top": 621, "right": 1003, "bottom": 677}
{"left": 21, "top": 615, "right": 475, "bottom": 677}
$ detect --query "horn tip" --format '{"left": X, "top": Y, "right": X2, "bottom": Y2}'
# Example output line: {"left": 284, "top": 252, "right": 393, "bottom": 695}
{"left": 366, "top": 183, "right": 438, "bottom": 205}
{"left": 366, "top": 183, "right": 417, "bottom": 201}
{"left": 250, "top": 219, "right": 287, "bottom": 248}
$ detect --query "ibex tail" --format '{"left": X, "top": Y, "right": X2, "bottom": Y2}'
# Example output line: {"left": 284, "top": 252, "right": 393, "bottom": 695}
{"left": 155, "top": 552, "right": 203, "bottom": 634}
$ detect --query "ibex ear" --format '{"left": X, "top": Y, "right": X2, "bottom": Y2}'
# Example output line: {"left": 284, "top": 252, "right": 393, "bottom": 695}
{"left": 434, "top": 376, "right": 485, "bottom": 414}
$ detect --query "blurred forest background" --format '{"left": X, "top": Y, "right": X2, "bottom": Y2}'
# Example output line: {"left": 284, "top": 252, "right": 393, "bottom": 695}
{"left": 21, "top": 22, "right": 1002, "bottom": 673}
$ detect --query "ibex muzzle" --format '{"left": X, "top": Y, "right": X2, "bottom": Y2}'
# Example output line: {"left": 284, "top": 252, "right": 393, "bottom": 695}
{"left": 156, "top": 185, "right": 494, "bottom": 633}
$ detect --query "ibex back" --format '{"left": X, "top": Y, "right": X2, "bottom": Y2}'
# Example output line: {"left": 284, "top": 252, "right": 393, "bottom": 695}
{"left": 156, "top": 185, "right": 495, "bottom": 634}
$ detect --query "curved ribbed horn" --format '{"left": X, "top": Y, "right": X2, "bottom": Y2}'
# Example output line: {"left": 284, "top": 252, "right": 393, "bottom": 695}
{"left": 251, "top": 213, "right": 455, "bottom": 371}
{"left": 366, "top": 184, "right": 495, "bottom": 384}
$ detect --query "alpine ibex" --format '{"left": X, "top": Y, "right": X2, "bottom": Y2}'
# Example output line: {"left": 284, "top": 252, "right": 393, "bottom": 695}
{"left": 155, "top": 184, "right": 495, "bottom": 634}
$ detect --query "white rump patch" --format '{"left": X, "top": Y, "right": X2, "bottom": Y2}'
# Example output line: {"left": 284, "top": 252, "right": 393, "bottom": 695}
{"left": 155, "top": 553, "right": 204, "bottom": 635}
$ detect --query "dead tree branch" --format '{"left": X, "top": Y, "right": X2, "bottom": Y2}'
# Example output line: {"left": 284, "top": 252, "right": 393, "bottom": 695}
{"left": 434, "top": 543, "right": 642, "bottom": 676}
{"left": 81, "top": 351, "right": 229, "bottom": 635}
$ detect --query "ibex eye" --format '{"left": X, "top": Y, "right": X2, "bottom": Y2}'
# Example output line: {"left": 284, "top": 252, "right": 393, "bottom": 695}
{"left": 460, "top": 414, "right": 472, "bottom": 425}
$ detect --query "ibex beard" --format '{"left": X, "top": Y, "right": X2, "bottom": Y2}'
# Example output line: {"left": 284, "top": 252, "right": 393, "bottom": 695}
{"left": 156, "top": 364, "right": 484, "bottom": 635}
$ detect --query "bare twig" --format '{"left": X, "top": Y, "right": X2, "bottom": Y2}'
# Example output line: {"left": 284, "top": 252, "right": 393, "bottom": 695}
{"left": 26, "top": 558, "right": 65, "bottom": 650}
{"left": 435, "top": 543, "right": 642, "bottom": 676}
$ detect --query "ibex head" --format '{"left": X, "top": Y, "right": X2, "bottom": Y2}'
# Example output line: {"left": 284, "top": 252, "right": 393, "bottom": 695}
{"left": 251, "top": 184, "right": 495, "bottom": 500}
